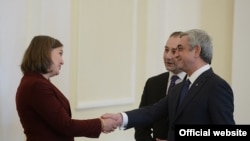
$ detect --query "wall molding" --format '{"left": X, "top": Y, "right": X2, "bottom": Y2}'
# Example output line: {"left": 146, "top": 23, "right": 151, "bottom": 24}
{"left": 75, "top": 0, "right": 138, "bottom": 109}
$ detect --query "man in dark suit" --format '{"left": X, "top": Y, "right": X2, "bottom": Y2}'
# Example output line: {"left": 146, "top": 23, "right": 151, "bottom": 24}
{"left": 102, "top": 29, "right": 235, "bottom": 141}
{"left": 134, "top": 32, "right": 186, "bottom": 141}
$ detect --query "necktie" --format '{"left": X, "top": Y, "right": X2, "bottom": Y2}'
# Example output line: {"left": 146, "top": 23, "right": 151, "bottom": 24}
{"left": 179, "top": 79, "right": 191, "bottom": 105}
{"left": 167, "top": 75, "right": 179, "bottom": 95}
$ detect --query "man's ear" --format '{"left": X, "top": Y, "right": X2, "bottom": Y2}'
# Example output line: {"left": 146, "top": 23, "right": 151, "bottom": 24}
{"left": 194, "top": 45, "right": 201, "bottom": 57}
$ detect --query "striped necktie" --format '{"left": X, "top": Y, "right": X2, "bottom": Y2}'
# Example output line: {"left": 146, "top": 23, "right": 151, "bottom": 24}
{"left": 167, "top": 75, "right": 179, "bottom": 95}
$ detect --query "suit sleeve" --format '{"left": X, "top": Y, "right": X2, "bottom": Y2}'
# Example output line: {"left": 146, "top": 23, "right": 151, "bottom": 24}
{"left": 126, "top": 96, "right": 168, "bottom": 129}
{"left": 31, "top": 81, "right": 102, "bottom": 138}
{"left": 134, "top": 79, "right": 154, "bottom": 141}
{"left": 208, "top": 78, "right": 235, "bottom": 124}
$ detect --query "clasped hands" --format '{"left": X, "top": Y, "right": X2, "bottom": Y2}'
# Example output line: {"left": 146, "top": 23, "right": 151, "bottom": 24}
{"left": 101, "top": 113, "right": 167, "bottom": 141}
{"left": 100, "top": 113, "right": 123, "bottom": 133}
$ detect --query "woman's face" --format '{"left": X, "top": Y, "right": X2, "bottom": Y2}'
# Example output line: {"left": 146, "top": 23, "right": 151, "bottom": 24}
{"left": 48, "top": 47, "right": 64, "bottom": 77}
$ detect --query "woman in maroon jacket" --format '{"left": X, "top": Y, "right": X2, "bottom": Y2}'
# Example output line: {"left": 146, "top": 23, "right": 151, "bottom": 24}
{"left": 16, "top": 35, "right": 117, "bottom": 141}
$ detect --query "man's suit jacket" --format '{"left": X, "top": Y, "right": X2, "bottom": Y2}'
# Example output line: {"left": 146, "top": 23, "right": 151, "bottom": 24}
{"left": 135, "top": 72, "right": 169, "bottom": 141}
{"left": 16, "top": 73, "right": 102, "bottom": 141}
{"left": 125, "top": 68, "right": 235, "bottom": 141}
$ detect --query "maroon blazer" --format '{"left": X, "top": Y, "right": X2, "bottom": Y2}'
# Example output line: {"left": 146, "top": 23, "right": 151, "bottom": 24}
{"left": 16, "top": 73, "right": 102, "bottom": 141}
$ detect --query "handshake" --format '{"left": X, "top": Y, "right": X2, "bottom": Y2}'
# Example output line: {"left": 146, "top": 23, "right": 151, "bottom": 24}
{"left": 100, "top": 113, "right": 123, "bottom": 133}
{"left": 100, "top": 113, "right": 167, "bottom": 141}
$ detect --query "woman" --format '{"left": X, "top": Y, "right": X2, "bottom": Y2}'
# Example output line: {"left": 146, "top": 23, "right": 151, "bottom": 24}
{"left": 16, "top": 35, "right": 117, "bottom": 141}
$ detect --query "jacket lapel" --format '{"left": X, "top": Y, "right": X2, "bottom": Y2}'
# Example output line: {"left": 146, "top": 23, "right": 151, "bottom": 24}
{"left": 175, "top": 68, "right": 214, "bottom": 119}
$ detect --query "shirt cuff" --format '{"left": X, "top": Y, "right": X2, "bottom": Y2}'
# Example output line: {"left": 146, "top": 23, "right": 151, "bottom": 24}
{"left": 119, "top": 112, "right": 128, "bottom": 130}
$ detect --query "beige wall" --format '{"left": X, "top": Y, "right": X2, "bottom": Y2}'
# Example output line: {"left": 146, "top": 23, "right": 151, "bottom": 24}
{"left": 69, "top": 0, "right": 236, "bottom": 141}
{"left": 200, "top": 0, "right": 233, "bottom": 84}
{"left": 70, "top": 1, "right": 202, "bottom": 140}
{"left": 232, "top": 0, "right": 250, "bottom": 124}
{"left": 1, "top": 0, "right": 248, "bottom": 141}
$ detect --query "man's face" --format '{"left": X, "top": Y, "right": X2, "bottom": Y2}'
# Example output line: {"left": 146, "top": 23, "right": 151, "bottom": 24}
{"left": 163, "top": 36, "right": 182, "bottom": 74}
{"left": 175, "top": 35, "right": 197, "bottom": 75}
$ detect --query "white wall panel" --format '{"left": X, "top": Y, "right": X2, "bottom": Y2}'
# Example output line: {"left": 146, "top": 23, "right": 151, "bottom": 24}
{"left": 0, "top": 0, "right": 71, "bottom": 141}
{"left": 75, "top": 0, "right": 138, "bottom": 109}
{"left": 232, "top": 0, "right": 250, "bottom": 124}
{"left": 0, "top": 1, "right": 28, "bottom": 141}
{"left": 145, "top": 0, "right": 201, "bottom": 77}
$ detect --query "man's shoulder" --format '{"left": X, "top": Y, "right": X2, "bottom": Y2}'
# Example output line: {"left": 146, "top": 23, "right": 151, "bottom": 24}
{"left": 147, "top": 72, "right": 169, "bottom": 81}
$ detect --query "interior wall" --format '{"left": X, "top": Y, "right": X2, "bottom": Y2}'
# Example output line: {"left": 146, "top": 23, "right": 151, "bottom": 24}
{"left": 0, "top": 0, "right": 71, "bottom": 141}
{"left": 1, "top": 0, "right": 248, "bottom": 141}
{"left": 200, "top": 0, "right": 233, "bottom": 84}
{"left": 232, "top": 0, "right": 250, "bottom": 124}
{"left": 0, "top": 1, "right": 27, "bottom": 140}
{"left": 145, "top": 0, "right": 201, "bottom": 77}
{"left": 71, "top": 0, "right": 202, "bottom": 141}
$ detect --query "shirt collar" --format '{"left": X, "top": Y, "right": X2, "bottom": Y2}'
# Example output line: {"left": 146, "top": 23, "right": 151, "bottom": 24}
{"left": 187, "top": 64, "right": 210, "bottom": 84}
{"left": 169, "top": 71, "right": 186, "bottom": 83}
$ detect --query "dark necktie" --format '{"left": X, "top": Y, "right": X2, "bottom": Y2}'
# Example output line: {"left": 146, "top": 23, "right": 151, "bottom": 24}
{"left": 167, "top": 75, "right": 179, "bottom": 95}
{"left": 179, "top": 79, "right": 191, "bottom": 105}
